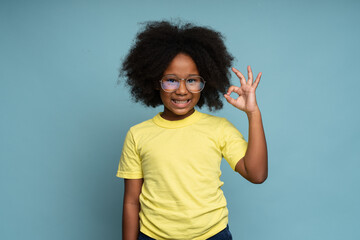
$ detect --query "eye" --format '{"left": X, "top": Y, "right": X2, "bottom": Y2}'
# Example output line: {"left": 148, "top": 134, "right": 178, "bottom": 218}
{"left": 186, "top": 77, "right": 200, "bottom": 84}
{"left": 166, "top": 78, "right": 177, "bottom": 83}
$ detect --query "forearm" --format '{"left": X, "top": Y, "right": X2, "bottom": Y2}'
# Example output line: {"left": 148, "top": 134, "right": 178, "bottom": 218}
{"left": 243, "top": 108, "right": 268, "bottom": 183}
{"left": 122, "top": 202, "right": 140, "bottom": 240}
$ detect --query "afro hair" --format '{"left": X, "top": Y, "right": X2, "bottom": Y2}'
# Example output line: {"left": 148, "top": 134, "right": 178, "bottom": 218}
{"left": 120, "top": 20, "right": 234, "bottom": 111}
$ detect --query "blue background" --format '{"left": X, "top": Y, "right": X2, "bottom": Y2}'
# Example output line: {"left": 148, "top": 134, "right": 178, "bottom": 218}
{"left": 1, "top": 0, "right": 360, "bottom": 239}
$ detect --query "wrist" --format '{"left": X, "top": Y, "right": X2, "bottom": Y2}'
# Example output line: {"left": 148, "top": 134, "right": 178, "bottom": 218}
{"left": 246, "top": 107, "right": 261, "bottom": 118}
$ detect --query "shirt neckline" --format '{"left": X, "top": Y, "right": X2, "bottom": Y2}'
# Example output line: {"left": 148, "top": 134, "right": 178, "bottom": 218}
{"left": 152, "top": 109, "right": 202, "bottom": 128}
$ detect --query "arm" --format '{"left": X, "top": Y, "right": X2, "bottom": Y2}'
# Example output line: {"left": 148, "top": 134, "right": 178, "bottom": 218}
{"left": 224, "top": 66, "right": 268, "bottom": 184}
{"left": 122, "top": 178, "right": 143, "bottom": 240}
{"left": 236, "top": 109, "right": 267, "bottom": 183}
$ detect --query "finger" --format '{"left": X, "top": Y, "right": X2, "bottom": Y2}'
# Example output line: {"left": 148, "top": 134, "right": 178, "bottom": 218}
{"left": 247, "top": 65, "right": 253, "bottom": 84}
{"left": 253, "top": 72, "right": 262, "bottom": 89}
{"left": 232, "top": 67, "right": 246, "bottom": 86}
{"left": 224, "top": 93, "right": 237, "bottom": 106}
{"left": 226, "top": 85, "right": 241, "bottom": 95}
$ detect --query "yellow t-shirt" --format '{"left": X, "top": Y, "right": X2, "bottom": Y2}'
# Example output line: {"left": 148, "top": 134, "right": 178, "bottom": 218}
{"left": 117, "top": 110, "right": 248, "bottom": 240}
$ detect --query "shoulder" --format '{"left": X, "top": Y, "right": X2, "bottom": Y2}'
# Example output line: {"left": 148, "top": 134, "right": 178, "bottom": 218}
{"left": 197, "top": 112, "right": 242, "bottom": 138}
{"left": 128, "top": 117, "right": 156, "bottom": 134}
{"left": 197, "top": 111, "right": 230, "bottom": 126}
{"left": 126, "top": 114, "right": 164, "bottom": 142}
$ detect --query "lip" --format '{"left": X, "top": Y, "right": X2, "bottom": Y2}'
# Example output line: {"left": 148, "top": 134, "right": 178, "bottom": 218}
{"left": 171, "top": 99, "right": 191, "bottom": 108}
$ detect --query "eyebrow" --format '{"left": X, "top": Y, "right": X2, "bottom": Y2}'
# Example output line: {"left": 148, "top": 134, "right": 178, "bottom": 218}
{"left": 163, "top": 74, "right": 200, "bottom": 77}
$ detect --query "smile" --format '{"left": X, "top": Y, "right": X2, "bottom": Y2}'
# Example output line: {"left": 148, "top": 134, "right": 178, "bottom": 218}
{"left": 171, "top": 99, "right": 191, "bottom": 107}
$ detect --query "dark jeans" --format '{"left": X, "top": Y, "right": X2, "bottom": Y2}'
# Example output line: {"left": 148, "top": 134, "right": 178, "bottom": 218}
{"left": 138, "top": 225, "right": 233, "bottom": 240}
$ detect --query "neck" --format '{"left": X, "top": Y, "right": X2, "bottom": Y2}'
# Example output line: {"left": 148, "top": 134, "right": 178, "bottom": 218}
{"left": 161, "top": 108, "right": 195, "bottom": 121}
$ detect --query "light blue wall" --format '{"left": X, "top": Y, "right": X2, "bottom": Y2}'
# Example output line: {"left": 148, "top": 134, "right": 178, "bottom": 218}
{"left": 1, "top": 0, "right": 360, "bottom": 239}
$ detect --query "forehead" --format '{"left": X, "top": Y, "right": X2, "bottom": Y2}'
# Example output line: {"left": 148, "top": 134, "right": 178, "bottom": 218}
{"left": 163, "top": 53, "right": 199, "bottom": 76}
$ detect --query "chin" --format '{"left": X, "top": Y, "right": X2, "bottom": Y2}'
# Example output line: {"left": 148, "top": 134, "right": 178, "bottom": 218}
{"left": 173, "top": 108, "right": 193, "bottom": 116}
{"left": 162, "top": 106, "right": 195, "bottom": 120}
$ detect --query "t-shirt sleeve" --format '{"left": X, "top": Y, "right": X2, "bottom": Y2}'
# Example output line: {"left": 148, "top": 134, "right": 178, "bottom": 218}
{"left": 116, "top": 129, "right": 143, "bottom": 179}
{"left": 219, "top": 118, "right": 248, "bottom": 171}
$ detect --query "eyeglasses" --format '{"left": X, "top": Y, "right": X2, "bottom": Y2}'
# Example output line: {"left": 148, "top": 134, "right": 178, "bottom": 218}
{"left": 160, "top": 74, "right": 206, "bottom": 93}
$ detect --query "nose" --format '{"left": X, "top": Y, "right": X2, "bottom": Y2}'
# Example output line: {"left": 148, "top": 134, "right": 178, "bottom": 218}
{"left": 175, "top": 79, "right": 189, "bottom": 95}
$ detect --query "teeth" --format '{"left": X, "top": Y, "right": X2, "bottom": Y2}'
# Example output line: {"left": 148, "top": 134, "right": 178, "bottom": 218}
{"left": 173, "top": 100, "right": 189, "bottom": 104}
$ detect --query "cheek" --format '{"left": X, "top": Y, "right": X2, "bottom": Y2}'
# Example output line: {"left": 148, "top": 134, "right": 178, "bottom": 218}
{"left": 194, "top": 93, "right": 201, "bottom": 101}
{"left": 159, "top": 91, "right": 171, "bottom": 103}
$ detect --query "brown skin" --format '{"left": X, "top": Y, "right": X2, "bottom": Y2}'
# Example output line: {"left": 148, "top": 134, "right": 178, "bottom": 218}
{"left": 235, "top": 109, "right": 267, "bottom": 183}
{"left": 225, "top": 66, "right": 268, "bottom": 183}
{"left": 122, "top": 57, "right": 268, "bottom": 239}
{"left": 122, "top": 178, "right": 143, "bottom": 240}
{"left": 159, "top": 53, "right": 201, "bottom": 121}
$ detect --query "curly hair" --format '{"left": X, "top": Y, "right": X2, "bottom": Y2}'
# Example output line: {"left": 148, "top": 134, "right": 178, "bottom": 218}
{"left": 120, "top": 20, "right": 234, "bottom": 111}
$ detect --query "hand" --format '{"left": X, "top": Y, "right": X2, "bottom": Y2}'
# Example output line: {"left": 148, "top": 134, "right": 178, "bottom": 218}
{"left": 224, "top": 66, "right": 262, "bottom": 114}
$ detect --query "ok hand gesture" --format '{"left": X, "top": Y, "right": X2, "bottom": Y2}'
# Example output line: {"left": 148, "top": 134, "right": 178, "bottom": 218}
{"left": 224, "top": 66, "right": 262, "bottom": 114}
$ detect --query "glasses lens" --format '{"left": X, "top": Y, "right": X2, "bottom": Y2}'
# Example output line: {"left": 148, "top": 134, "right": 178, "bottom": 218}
{"left": 161, "top": 76, "right": 179, "bottom": 92}
{"left": 186, "top": 76, "right": 205, "bottom": 92}
{"left": 161, "top": 75, "right": 205, "bottom": 92}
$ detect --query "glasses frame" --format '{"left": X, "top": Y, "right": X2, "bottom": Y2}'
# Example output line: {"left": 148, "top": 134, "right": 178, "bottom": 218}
{"left": 159, "top": 74, "right": 206, "bottom": 93}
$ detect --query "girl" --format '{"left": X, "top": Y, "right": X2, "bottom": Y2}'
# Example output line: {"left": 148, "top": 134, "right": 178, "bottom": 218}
{"left": 117, "top": 21, "right": 267, "bottom": 240}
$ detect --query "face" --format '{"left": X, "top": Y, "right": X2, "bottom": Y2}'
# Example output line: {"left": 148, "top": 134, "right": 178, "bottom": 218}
{"left": 160, "top": 53, "right": 201, "bottom": 121}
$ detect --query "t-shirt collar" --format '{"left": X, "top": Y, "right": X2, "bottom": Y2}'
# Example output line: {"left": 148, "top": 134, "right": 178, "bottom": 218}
{"left": 152, "top": 109, "right": 202, "bottom": 128}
